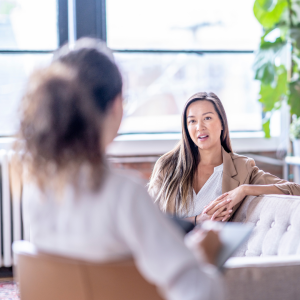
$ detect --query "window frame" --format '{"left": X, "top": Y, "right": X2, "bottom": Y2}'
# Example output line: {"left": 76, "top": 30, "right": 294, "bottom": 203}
{"left": 0, "top": 0, "right": 107, "bottom": 137}
{"left": 102, "top": 0, "right": 281, "bottom": 152}
{"left": 104, "top": 0, "right": 264, "bottom": 136}
{"left": 0, "top": 0, "right": 281, "bottom": 154}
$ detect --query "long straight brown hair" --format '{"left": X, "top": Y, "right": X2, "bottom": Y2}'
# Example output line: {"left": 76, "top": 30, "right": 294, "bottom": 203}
{"left": 148, "top": 92, "right": 232, "bottom": 215}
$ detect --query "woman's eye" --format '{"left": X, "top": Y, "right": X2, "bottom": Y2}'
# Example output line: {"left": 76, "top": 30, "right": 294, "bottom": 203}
{"left": 204, "top": 117, "right": 211, "bottom": 120}
{"left": 188, "top": 120, "right": 195, "bottom": 124}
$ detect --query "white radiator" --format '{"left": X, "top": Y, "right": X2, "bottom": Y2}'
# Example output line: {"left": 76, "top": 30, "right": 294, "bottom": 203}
{"left": 0, "top": 149, "right": 23, "bottom": 267}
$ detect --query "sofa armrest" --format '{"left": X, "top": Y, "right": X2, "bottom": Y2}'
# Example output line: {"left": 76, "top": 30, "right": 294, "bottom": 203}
{"left": 225, "top": 255, "right": 300, "bottom": 268}
{"left": 224, "top": 256, "right": 300, "bottom": 300}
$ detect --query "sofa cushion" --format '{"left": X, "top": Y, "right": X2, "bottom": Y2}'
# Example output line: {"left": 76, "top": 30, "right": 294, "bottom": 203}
{"left": 231, "top": 194, "right": 300, "bottom": 257}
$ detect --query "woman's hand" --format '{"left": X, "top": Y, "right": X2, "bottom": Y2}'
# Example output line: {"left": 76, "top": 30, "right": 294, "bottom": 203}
{"left": 185, "top": 228, "right": 222, "bottom": 266}
{"left": 199, "top": 230, "right": 222, "bottom": 265}
{"left": 196, "top": 212, "right": 211, "bottom": 223}
{"left": 203, "top": 186, "right": 247, "bottom": 221}
{"left": 196, "top": 193, "right": 232, "bottom": 223}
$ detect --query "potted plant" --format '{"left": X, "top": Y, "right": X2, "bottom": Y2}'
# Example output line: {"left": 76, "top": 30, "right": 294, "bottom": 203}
{"left": 290, "top": 115, "right": 300, "bottom": 155}
{"left": 253, "top": 0, "right": 300, "bottom": 138}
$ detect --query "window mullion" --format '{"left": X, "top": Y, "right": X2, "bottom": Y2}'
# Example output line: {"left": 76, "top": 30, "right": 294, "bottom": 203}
{"left": 75, "top": 0, "right": 107, "bottom": 42}
{"left": 58, "top": 0, "right": 69, "bottom": 46}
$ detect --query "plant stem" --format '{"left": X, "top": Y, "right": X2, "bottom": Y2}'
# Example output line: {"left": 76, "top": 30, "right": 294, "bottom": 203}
{"left": 287, "top": 0, "right": 294, "bottom": 80}
{"left": 287, "top": 0, "right": 294, "bottom": 27}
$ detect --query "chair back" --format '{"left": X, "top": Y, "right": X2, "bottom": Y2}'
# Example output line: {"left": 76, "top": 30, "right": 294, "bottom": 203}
{"left": 13, "top": 241, "right": 164, "bottom": 300}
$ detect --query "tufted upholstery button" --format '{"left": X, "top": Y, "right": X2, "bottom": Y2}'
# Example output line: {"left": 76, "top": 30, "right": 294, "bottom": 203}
{"left": 287, "top": 225, "right": 292, "bottom": 232}
{"left": 260, "top": 254, "right": 263, "bottom": 257}
{"left": 256, "top": 220, "right": 260, "bottom": 226}
{"left": 271, "top": 221, "right": 275, "bottom": 228}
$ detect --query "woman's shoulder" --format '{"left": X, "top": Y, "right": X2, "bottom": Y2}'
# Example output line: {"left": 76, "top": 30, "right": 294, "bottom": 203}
{"left": 229, "top": 152, "right": 250, "bottom": 161}
{"left": 228, "top": 152, "right": 256, "bottom": 173}
{"left": 230, "top": 152, "right": 253, "bottom": 162}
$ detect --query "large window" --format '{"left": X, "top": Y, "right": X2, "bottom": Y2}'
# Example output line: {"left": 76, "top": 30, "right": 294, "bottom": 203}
{"left": 0, "top": 0, "right": 263, "bottom": 136}
{"left": 0, "top": 0, "right": 57, "bottom": 50}
{"left": 107, "top": 0, "right": 263, "bottom": 134}
{"left": 0, "top": 0, "right": 59, "bottom": 136}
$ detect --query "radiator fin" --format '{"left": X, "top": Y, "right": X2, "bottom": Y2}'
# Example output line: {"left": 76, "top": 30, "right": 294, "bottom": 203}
{"left": 0, "top": 150, "right": 23, "bottom": 267}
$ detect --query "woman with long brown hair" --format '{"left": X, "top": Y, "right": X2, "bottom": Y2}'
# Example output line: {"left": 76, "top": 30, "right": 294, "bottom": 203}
{"left": 149, "top": 92, "right": 300, "bottom": 224}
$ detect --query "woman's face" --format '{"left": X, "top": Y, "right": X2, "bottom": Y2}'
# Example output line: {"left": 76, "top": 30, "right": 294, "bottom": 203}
{"left": 186, "top": 100, "right": 223, "bottom": 151}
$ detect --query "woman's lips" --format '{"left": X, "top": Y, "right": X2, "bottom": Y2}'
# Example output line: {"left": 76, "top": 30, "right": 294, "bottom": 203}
{"left": 198, "top": 135, "right": 209, "bottom": 142}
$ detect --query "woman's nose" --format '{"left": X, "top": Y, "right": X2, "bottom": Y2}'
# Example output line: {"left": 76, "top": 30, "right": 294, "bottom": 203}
{"left": 198, "top": 121, "right": 206, "bottom": 130}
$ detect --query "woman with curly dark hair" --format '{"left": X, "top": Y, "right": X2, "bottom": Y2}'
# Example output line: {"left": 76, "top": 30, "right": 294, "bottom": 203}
{"left": 16, "top": 38, "right": 223, "bottom": 300}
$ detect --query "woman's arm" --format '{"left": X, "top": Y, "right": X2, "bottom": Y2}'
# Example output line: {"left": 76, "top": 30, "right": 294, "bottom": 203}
{"left": 203, "top": 157, "right": 300, "bottom": 220}
{"left": 182, "top": 216, "right": 197, "bottom": 223}
{"left": 182, "top": 213, "right": 211, "bottom": 224}
{"left": 117, "top": 183, "right": 223, "bottom": 300}
{"left": 203, "top": 183, "right": 285, "bottom": 220}
{"left": 242, "top": 184, "right": 285, "bottom": 197}
{"left": 246, "top": 158, "right": 300, "bottom": 195}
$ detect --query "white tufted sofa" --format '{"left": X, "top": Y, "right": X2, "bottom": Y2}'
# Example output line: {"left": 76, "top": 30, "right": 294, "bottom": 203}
{"left": 224, "top": 194, "right": 300, "bottom": 300}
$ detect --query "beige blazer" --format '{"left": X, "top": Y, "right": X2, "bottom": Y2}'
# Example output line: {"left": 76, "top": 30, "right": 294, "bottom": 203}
{"left": 150, "top": 147, "right": 300, "bottom": 217}
{"left": 222, "top": 148, "right": 300, "bottom": 217}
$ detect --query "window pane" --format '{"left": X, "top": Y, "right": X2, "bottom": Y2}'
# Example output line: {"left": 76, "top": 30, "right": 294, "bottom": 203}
{"left": 107, "top": 0, "right": 261, "bottom": 50}
{"left": 117, "top": 53, "right": 261, "bottom": 133}
{"left": 0, "top": 0, "right": 57, "bottom": 50}
{"left": 0, "top": 54, "right": 52, "bottom": 135}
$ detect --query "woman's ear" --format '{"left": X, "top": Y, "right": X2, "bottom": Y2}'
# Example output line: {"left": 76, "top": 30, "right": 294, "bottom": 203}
{"left": 102, "top": 94, "right": 123, "bottom": 149}
{"left": 110, "top": 93, "right": 123, "bottom": 130}
{"left": 108, "top": 94, "right": 122, "bottom": 120}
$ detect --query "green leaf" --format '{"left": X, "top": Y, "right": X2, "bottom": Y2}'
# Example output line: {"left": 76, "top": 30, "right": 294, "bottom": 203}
{"left": 292, "top": 54, "right": 300, "bottom": 75}
{"left": 290, "top": 116, "right": 300, "bottom": 139}
{"left": 290, "top": 27, "right": 300, "bottom": 49}
{"left": 288, "top": 80, "right": 300, "bottom": 116}
{"left": 254, "top": 0, "right": 288, "bottom": 29}
{"left": 290, "top": 2, "right": 300, "bottom": 25}
{"left": 258, "top": 66, "right": 288, "bottom": 111}
{"left": 253, "top": 41, "right": 286, "bottom": 85}
{"left": 255, "top": 60, "right": 276, "bottom": 84}
{"left": 257, "top": 0, "right": 275, "bottom": 10}
{"left": 263, "top": 119, "right": 271, "bottom": 138}
{"left": 0, "top": 1, "right": 17, "bottom": 15}
{"left": 279, "top": 25, "right": 288, "bottom": 39}
{"left": 259, "top": 84, "right": 277, "bottom": 111}
{"left": 260, "top": 36, "right": 285, "bottom": 49}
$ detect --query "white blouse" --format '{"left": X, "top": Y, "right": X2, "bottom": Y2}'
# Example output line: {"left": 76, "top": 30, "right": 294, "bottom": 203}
{"left": 180, "top": 164, "right": 223, "bottom": 218}
{"left": 23, "top": 166, "right": 223, "bottom": 300}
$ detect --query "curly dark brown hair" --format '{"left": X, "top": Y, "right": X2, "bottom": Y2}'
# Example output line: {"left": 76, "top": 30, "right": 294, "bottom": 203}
{"left": 15, "top": 38, "right": 123, "bottom": 191}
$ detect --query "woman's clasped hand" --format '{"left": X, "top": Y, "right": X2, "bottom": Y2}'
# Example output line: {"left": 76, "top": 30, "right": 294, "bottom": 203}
{"left": 202, "top": 186, "right": 247, "bottom": 221}
{"left": 195, "top": 193, "right": 230, "bottom": 223}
